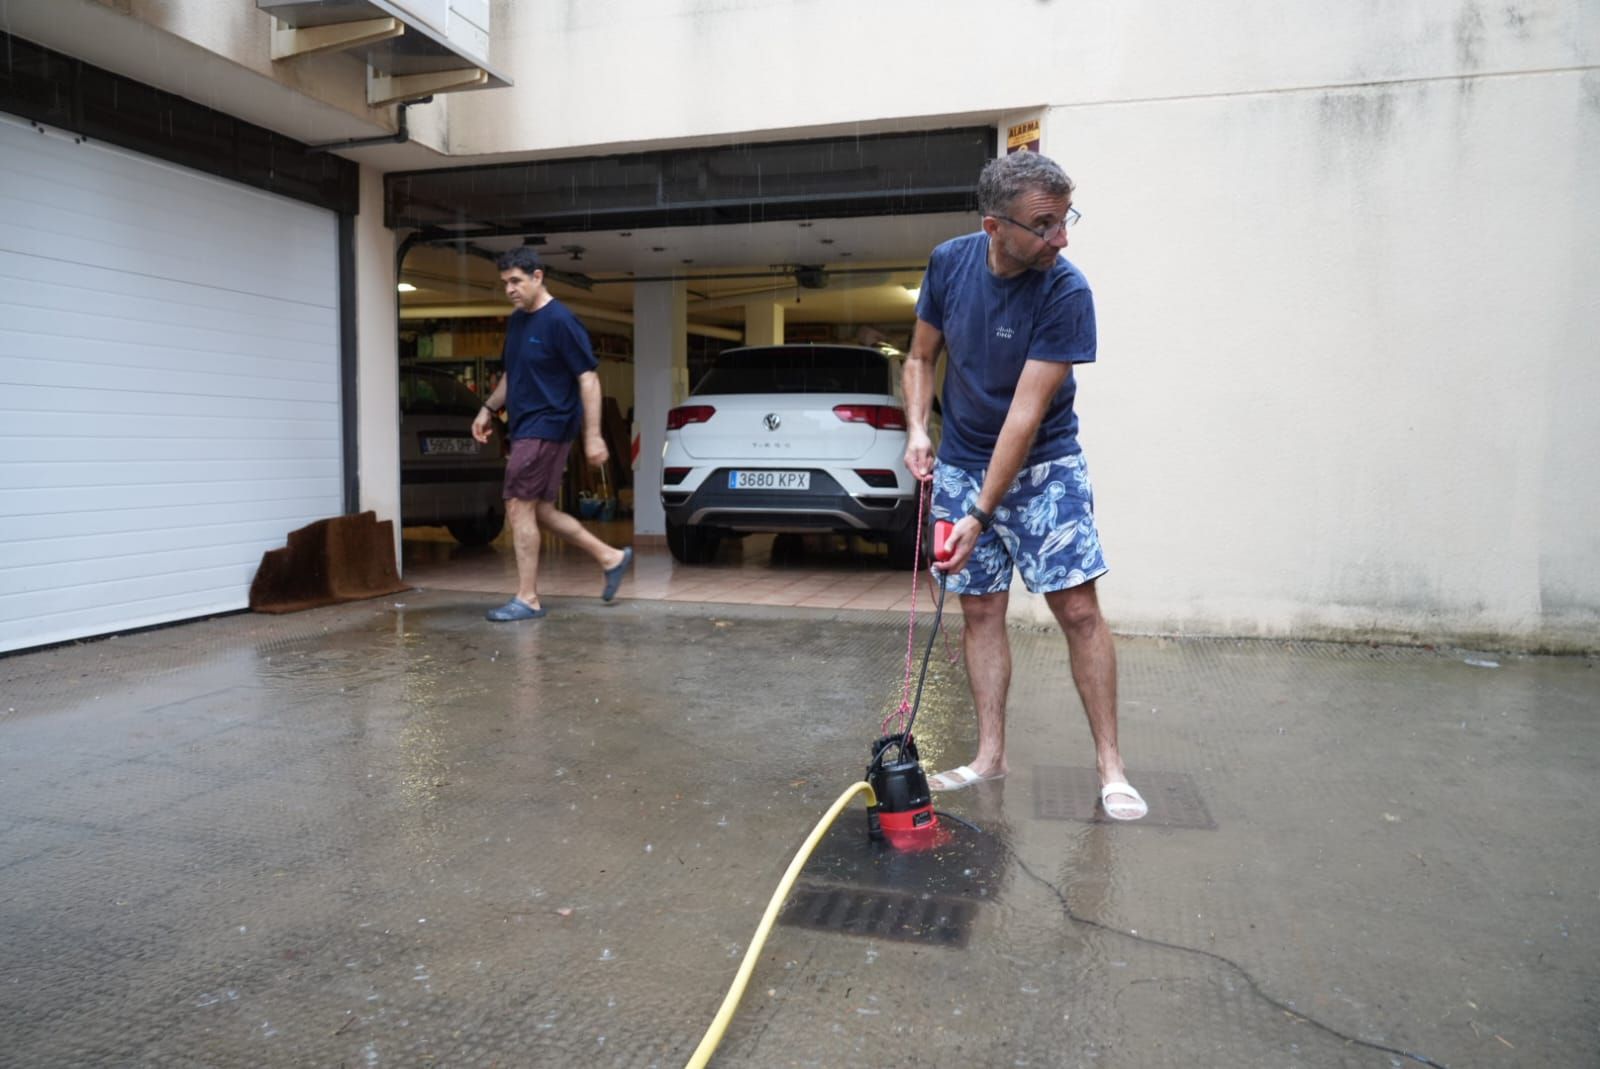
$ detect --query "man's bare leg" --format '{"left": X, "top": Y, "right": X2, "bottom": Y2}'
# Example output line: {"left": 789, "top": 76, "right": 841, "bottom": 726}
{"left": 532, "top": 499, "right": 627, "bottom": 571}
{"left": 1044, "top": 581, "right": 1137, "bottom": 809}
{"left": 506, "top": 497, "right": 545, "bottom": 608}
{"left": 928, "top": 590, "right": 1011, "bottom": 789}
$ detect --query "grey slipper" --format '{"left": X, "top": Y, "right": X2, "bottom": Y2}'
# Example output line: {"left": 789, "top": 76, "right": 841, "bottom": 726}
{"left": 601, "top": 546, "right": 633, "bottom": 602}
{"left": 486, "top": 598, "right": 547, "bottom": 622}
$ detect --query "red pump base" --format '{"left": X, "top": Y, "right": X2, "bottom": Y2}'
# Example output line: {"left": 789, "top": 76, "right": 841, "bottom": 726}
{"left": 876, "top": 804, "right": 952, "bottom": 852}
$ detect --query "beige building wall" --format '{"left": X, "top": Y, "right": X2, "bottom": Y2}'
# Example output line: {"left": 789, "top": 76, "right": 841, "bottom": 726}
{"left": 1057, "top": 72, "right": 1598, "bottom": 648}
{"left": 447, "top": 1, "right": 1592, "bottom": 155}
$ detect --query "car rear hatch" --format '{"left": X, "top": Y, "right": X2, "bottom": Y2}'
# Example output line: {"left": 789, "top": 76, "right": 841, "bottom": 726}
{"left": 675, "top": 345, "right": 901, "bottom": 462}
{"left": 675, "top": 393, "right": 889, "bottom": 461}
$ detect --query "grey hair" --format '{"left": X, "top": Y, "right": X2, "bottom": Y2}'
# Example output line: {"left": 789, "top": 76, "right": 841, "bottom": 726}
{"left": 976, "top": 151, "right": 1074, "bottom": 217}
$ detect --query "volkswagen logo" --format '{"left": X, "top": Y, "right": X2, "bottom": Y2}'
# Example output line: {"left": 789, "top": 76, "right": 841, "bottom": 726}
{"left": 763, "top": 413, "right": 781, "bottom": 431}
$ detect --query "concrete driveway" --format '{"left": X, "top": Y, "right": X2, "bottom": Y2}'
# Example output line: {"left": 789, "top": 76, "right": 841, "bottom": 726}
{"left": 1, "top": 588, "right": 1595, "bottom": 1067}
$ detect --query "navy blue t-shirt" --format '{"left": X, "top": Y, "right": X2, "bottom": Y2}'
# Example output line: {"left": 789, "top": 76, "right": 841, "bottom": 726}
{"left": 916, "top": 232, "right": 1097, "bottom": 469}
{"left": 500, "top": 300, "right": 598, "bottom": 442}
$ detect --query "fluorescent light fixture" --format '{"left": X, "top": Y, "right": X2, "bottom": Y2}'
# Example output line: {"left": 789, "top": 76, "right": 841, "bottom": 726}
{"left": 397, "top": 282, "right": 417, "bottom": 293}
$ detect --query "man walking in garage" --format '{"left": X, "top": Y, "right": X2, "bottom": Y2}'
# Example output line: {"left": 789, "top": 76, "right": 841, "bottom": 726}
{"left": 471, "top": 247, "right": 633, "bottom": 621}
{"left": 901, "top": 150, "right": 1146, "bottom": 820}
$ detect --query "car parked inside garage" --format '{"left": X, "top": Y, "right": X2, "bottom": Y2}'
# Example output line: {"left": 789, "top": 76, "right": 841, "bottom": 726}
{"left": 399, "top": 364, "right": 506, "bottom": 546}
{"left": 659, "top": 344, "right": 929, "bottom": 568}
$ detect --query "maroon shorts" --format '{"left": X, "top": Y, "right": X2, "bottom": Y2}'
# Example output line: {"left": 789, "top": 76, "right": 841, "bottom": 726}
{"left": 504, "top": 438, "right": 571, "bottom": 502}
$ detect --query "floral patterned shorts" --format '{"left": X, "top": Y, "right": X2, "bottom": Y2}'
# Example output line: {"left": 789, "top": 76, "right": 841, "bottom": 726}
{"left": 929, "top": 453, "right": 1109, "bottom": 596}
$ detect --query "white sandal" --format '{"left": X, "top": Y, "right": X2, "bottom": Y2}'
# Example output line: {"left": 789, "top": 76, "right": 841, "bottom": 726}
{"left": 1100, "top": 781, "right": 1149, "bottom": 821}
{"left": 927, "top": 765, "right": 1002, "bottom": 792}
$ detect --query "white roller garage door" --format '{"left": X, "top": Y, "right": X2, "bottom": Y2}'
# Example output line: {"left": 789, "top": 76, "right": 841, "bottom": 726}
{"left": 0, "top": 114, "right": 344, "bottom": 655}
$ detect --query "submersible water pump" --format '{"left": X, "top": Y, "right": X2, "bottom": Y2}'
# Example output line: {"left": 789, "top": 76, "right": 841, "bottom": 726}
{"left": 863, "top": 518, "right": 958, "bottom": 851}
{"left": 865, "top": 731, "right": 937, "bottom": 845}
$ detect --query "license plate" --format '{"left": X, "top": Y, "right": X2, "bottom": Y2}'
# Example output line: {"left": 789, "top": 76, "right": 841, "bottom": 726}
{"left": 422, "top": 437, "right": 481, "bottom": 456}
{"left": 729, "top": 470, "right": 809, "bottom": 490}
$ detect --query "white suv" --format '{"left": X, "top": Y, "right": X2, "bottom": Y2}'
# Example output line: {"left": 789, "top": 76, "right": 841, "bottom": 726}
{"left": 659, "top": 345, "right": 929, "bottom": 568}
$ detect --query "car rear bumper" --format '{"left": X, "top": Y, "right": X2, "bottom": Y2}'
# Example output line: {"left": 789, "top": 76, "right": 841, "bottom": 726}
{"left": 660, "top": 468, "right": 917, "bottom": 535}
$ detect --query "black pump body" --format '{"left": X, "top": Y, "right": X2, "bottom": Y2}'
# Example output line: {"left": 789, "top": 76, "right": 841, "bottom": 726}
{"left": 866, "top": 732, "right": 937, "bottom": 844}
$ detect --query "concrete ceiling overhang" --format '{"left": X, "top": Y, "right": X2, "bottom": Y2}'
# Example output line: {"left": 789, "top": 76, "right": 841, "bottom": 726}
{"left": 0, "top": 0, "right": 425, "bottom": 149}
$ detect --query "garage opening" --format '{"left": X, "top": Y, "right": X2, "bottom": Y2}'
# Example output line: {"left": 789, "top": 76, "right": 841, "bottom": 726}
{"left": 388, "top": 127, "right": 991, "bottom": 581}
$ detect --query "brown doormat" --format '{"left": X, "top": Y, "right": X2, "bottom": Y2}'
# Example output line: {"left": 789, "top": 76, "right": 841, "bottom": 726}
{"left": 249, "top": 511, "right": 409, "bottom": 614}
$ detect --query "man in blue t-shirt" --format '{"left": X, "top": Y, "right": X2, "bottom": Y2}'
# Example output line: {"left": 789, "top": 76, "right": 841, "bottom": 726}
{"left": 902, "top": 151, "right": 1145, "bottom": 820}
{"left": 471, "top": 248, "right": 633, "bottom": 622}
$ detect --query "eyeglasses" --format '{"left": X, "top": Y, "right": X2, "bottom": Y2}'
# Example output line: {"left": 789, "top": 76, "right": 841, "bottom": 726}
{"left": 993, "top": 207, "right": 1082, "bottom": 241}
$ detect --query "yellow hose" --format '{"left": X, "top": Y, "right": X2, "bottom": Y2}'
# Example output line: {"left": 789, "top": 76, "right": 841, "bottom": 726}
{"left": 683, "top": 779, "right": 879, "bottom": 1069}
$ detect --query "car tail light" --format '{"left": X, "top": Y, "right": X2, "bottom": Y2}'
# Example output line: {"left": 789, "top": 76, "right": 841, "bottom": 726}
{"left": 666, "top": 405, "right": 715, "bottom": 430}
{"left": 833, "top": 404, "right": 906, "bottom": 430}
{"left": 855, "top": 469, "right": 899, "bottom": 488}
{"left": 663, "top": 467, "right": 691, "bottom": 485}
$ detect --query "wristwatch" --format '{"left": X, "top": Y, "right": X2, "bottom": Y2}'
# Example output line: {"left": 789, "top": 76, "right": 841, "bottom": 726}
{"left": 965, "top": 503, "right": 995, "bottom": 531}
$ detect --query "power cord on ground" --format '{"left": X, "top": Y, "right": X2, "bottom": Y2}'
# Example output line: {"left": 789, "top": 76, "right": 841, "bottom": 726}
{"left": 934, "top": 810, "right": 1452, "bottom": 1069}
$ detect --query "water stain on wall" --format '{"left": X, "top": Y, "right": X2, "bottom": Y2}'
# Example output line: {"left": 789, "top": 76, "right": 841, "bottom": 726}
{"left": 1455, "top": 1, "right": 1488, "bottom": 69}
{"left": 1316, "top": 89, "right": 1397, "bottom": 142}
{"left": 1583, "top": 71, "right": 1600, "bottom": 116}
{"left": 1500, "top": 4, "right": 1534, "bottom": 40}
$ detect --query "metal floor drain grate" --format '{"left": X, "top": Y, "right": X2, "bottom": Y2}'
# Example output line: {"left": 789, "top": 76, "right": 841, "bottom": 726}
{"left": 780, "top": 882, "right": 977, "bottom": 947}
{"left": 1033, "top": 766, "right": 1216, "bottom": 829}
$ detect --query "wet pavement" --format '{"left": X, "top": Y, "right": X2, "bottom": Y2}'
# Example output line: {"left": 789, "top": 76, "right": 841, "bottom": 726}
{"left": 1, "top": 589, "right": 1596, "bottom": 1068}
